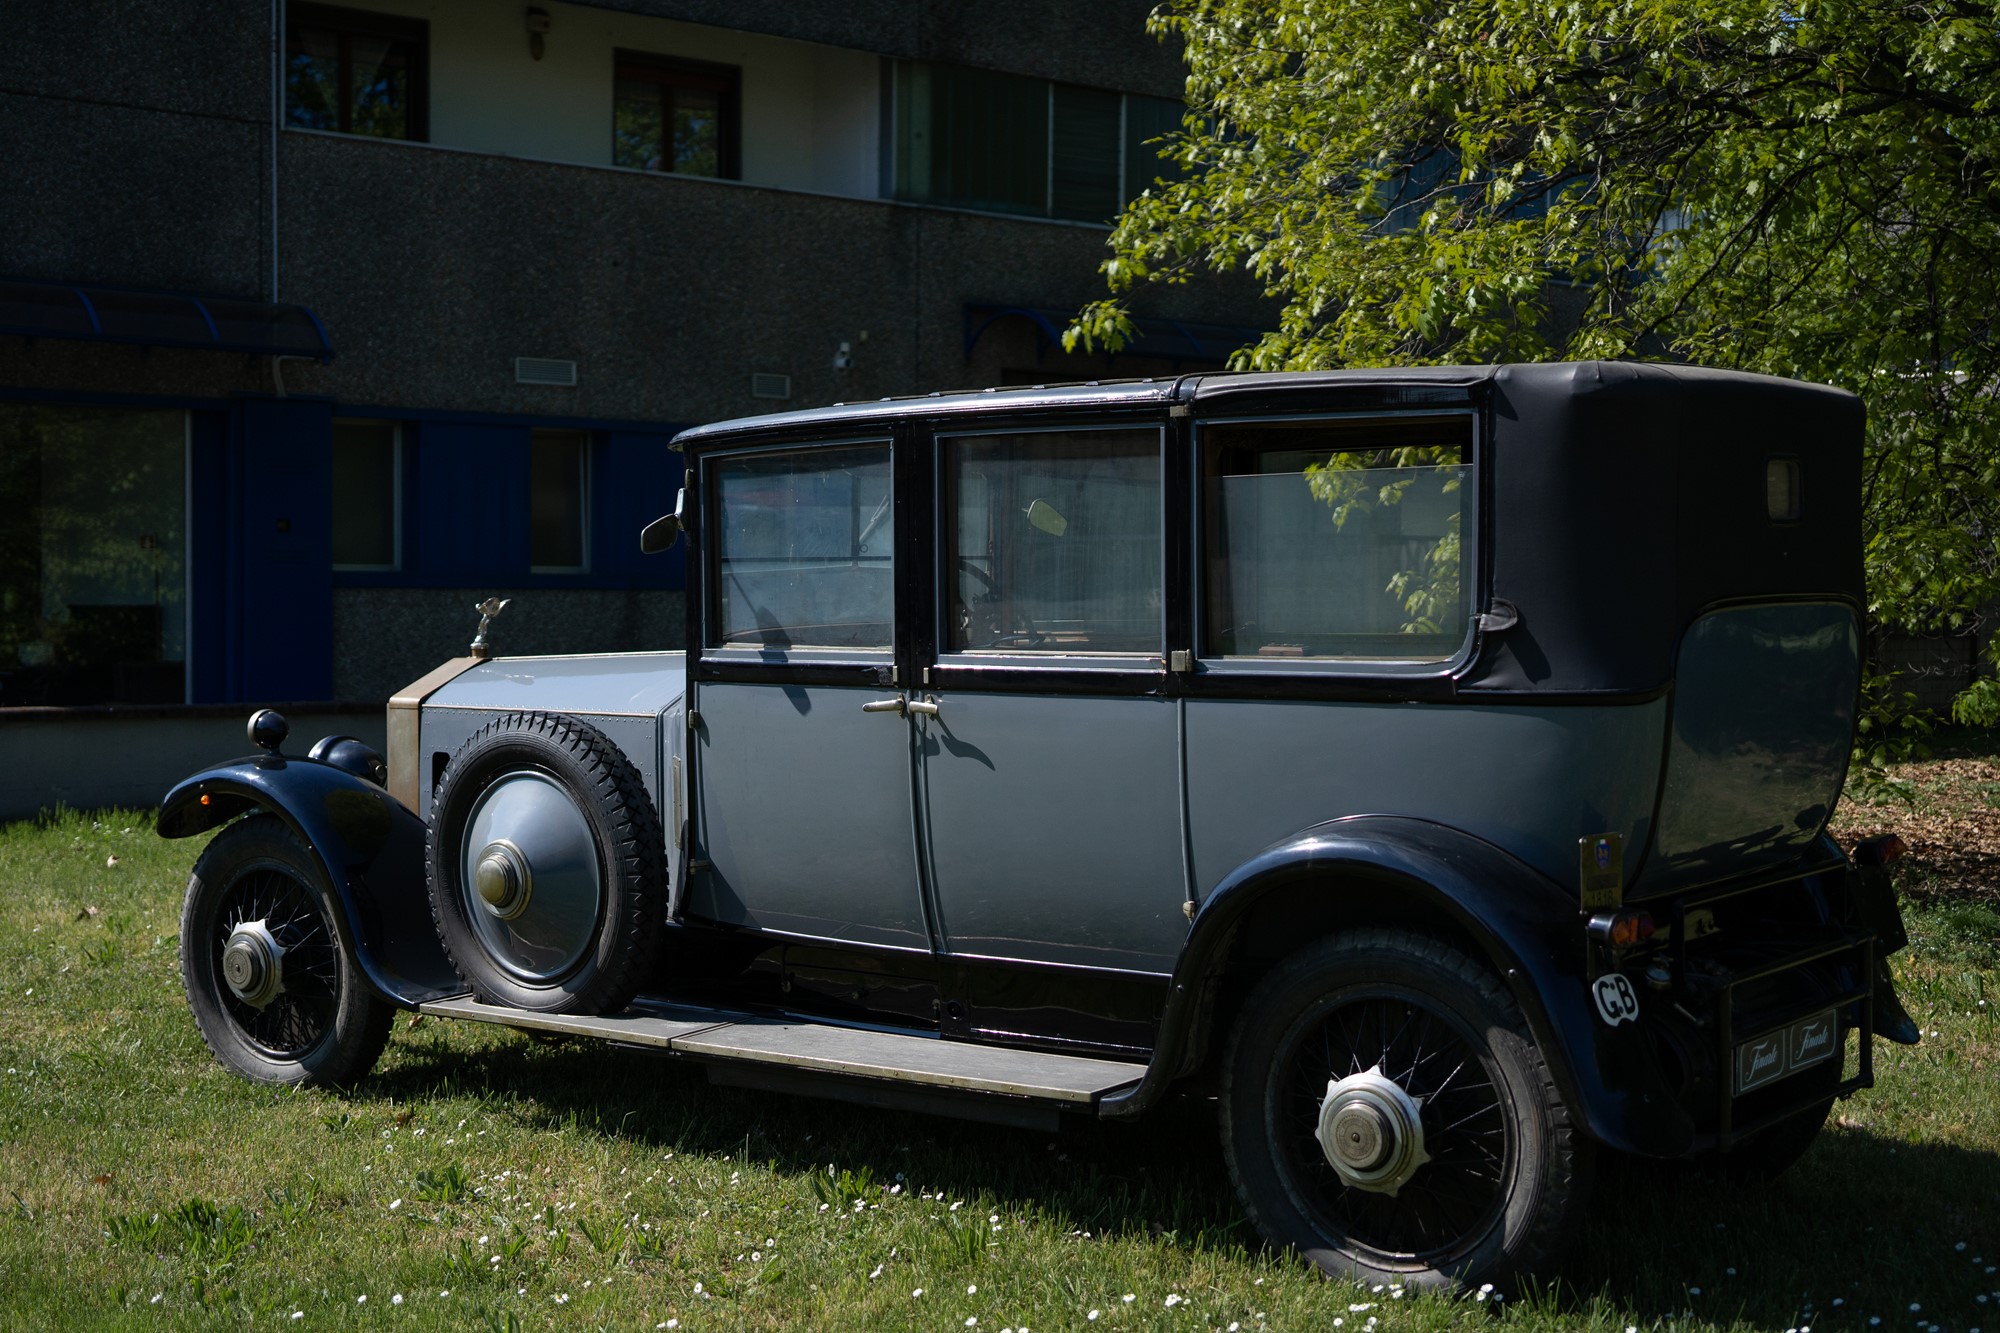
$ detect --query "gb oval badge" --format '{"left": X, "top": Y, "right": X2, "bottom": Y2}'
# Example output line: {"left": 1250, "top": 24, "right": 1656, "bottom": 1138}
{"left": 1592, "top": 973, "right": 1641, "bottom": 1026}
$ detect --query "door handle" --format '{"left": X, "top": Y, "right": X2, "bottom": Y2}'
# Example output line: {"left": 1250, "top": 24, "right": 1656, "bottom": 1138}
{"left": 906, "top": 695, "right": 941, "bottom": 717}
{"left": 861, "top": 698, "right": 906, "bottom": 715}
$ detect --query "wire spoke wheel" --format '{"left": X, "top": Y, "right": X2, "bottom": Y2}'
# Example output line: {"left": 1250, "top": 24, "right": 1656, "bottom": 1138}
{"left": 179, "top": 815, "right": 392, "bottom": 1089}
{"left": 212, "top": 867, "right": 343, "bottom": 1058}
{"left": 1221, "top": 928, "right": 1588, "bottom": 1291}
{"left": 1276, "top": 991, "right": 1508, "bottom": 1261}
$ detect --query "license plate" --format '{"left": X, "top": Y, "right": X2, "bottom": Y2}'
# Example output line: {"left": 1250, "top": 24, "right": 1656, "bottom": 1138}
{"left": 1735, "top": 1007, "right": 1838, "bottom": 1094}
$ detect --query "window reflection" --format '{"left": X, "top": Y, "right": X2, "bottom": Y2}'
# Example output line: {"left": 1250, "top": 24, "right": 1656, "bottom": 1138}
{"left": 613, "top": 53, "right": 739, "bottom": 179}
{"left": 0, "top": 407, "right": 186, "bottom": 706}
{"left": 1202, "top": 416, "right": 1473, "bottom": 662}
{"left": 943, "top": 429, "right": 1162, "bottom": 654}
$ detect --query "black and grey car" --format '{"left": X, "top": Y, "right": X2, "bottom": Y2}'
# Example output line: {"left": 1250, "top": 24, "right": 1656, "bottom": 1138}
{"left": 161, "top": 361, "right": 1917, "bottom": 1289}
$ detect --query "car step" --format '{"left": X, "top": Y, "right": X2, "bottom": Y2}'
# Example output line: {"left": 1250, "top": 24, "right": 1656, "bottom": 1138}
{"left": 419, "top": 996, "right": 1147, "bottom": 1122}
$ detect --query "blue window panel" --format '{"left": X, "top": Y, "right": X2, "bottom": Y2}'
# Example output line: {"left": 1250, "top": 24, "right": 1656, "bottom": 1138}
{"left": 412, "top": 423, "right": 532, "bottom": 581}
{"left": 594, "top": 431, "right": 684, "bottom": 587}
{"left": 236, "top": 397, "right": 335, "bottom": 702}
{"left": 186, "top": 409, "right": 233, "bottom": 704}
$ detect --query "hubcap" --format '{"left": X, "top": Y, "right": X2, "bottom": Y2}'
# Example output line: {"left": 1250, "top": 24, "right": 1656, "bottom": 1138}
{"left": 474, "top": 839, "right": 533, "bottom": 920}
{"left": 1317, "top": 1065, "right": 1431, "bottom": 1196}
{"left": 460, "top": 771, "right": 604, "bottom": 982}
{"left": 221, "top": 918, "right": 285, "bottom": 1009}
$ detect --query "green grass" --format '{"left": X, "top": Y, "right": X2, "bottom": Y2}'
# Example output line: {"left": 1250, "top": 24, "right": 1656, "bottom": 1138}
{"left": 1, "top": 808, "right": 1996, "bottom": 1330}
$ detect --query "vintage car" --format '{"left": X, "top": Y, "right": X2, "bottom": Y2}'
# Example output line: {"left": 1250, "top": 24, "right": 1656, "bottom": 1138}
{"left": 160, "top": 362, "right": 1915, "bottom": 1289}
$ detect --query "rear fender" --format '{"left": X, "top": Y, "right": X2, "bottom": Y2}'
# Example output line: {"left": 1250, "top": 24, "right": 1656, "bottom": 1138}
{"left": 1103, "top": 815, "right": 1696, "bottom": 1158}
{"left": 159, "top": 757, "right": 458, "bottom": 1007}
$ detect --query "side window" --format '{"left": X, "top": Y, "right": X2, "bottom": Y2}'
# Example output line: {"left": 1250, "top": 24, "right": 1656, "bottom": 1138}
{"left": 330, "top": 419, "right": 399, "bottom": 570}
{"left": 941, "top": 428, "right": 1161, "bottom": 655}
{"left": 613, "top": 51, "right": 742, "bottom": 179}
{"left": 529, "top": 429, "right": 589, "bottom": 572}
{"left": 285, "top": 2, "right": 429, "bottom": 141}
{"left": 709, "top": 444, "right": 893, "bottom": 652}
{"left": 1201, "top": 414, "right": 1474, "bottom": 664}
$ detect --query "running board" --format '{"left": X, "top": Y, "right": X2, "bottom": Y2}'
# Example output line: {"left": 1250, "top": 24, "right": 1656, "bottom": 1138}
{"left": 419, "top": 996, "right": 1146, "bottom": 1111}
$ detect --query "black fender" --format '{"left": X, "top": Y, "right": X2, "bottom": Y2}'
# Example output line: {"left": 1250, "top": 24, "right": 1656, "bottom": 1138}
{"left": 159, "top": 756, "right": 459, "bottom": 1008}
{"left": 1101, "top": 814, "right": 1696, "bottom": 1158}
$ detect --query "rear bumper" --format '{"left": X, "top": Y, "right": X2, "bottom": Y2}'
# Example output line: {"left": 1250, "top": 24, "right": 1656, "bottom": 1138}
{"left": 1607, "top": 854, "right": 1892, "bottom": 1152}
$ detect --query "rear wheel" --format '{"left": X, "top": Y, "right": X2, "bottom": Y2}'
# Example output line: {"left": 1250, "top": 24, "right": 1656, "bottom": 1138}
{"left": 1220, "top": 928, "right": 1588, "bottom": 1290}
{"left": 179, "top": 816, "right": 392, "bottom": 1089}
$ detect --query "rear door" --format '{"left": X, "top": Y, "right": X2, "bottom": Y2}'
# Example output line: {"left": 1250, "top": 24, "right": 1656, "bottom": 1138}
{"left": 683, "top": 437, "right": 930, "bottom": 951}
{"left": 913, "top": 420, "right": 1190, "bottom": 974}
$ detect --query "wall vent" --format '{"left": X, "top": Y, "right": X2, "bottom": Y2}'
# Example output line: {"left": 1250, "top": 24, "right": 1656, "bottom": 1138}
{"left": 516, "top": 357, "right": 578, "bottom": 387}
{"left": 750, "top": 372, "right": 792, "bottom": 400}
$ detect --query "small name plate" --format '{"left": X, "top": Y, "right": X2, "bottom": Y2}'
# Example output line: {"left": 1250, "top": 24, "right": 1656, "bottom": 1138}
{"left": 1578, "top": 833, "right": 1624, "bottom": 912}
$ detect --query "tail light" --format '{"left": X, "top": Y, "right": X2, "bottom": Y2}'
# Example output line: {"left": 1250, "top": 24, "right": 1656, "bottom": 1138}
{"left": 1587, "top": 910, "right": 1657, "bottom": 949}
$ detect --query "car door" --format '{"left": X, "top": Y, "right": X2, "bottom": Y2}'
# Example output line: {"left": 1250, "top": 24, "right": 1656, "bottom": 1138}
{"left": 683, "top": 437, "right": 930, "bottom": 951}
{"left": 913, "top": 421, "right": 1190, "bottom": 975}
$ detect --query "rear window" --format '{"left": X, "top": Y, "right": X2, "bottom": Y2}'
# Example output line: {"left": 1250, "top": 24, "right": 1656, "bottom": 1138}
{"left": 1200, "top": 414, "right": 1475, "bottom": 665}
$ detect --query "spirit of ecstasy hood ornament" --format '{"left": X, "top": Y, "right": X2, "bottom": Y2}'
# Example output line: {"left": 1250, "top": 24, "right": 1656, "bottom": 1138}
{"left": 470, "top": 597, "right": 511, "bottom": 659}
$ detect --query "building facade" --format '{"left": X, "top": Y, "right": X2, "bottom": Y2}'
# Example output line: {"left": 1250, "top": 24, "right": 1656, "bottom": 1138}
{"left": 0, "top": 0, "right": 1263, "bottom": 814}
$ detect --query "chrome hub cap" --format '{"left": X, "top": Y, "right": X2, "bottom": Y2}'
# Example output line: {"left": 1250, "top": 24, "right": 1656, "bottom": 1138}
{"left": 221, "top": 918, "right": 285, "bottom": 1009}
{"left": 1317, "top": 1064, "right": 1431, "bottom": 1196}
{"left": 474, "top": 839, "right": 533, "bottom": 920}
{"left": 460, "top": 771, "right": 603, "bottom": 983}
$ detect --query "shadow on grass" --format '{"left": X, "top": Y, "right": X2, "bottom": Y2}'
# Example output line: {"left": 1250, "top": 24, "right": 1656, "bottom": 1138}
{"left": 1539, "top": 1126, "right": 2000, "bottom": 1323}
{"left": 362, "top": 1029, "right": 1248, "bottom": 1250}
{"left": 361, "top": 1030, "right": 2000, "bottom": 1317}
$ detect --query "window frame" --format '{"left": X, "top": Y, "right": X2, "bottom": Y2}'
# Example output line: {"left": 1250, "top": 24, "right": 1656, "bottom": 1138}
{"left": 888, "top": 60, "right": 1186, "bottom": 223}
{"left": 699, "top": 436, "right": 898, "bottom": 668}
{"left": 329, "top": 418, "right": 402, "bottom": 573}
{"left": 931, "top": 421, "right": 1168, "bottom": 670}
{"left": 528, "top": 428, "right": 592, "bottom": 575}
{"left": 284, "top": 1, "right": 430, "bottom": 142}
{"left": 612, "top": 49, "right": 743, "bottom": 180}
{"left": 1192, "top": 409, "right": 1483, "bottom": 677}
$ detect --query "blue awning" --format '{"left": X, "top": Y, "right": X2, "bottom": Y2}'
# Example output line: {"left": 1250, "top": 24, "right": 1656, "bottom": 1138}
{"left": 0, "top": 278, "right": 333, "bottom": 362}
{"left": 963, "top": 303, "right": 1265, "bottom": 366}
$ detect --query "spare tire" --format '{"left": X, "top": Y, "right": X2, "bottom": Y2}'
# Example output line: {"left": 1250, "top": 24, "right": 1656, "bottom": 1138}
{"left": 426, "top": 711, "right": 664, "bottom": 1014}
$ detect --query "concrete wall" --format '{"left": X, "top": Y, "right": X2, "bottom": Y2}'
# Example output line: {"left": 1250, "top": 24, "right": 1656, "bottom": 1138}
{"left": 0, "top": 705, "right": 385, "bottom": 820}
{"left": 332, "top": 587, "right": 683, "bottom": 700}
{"left": 260, "top": 132, "right": 1256, "bottom": 425}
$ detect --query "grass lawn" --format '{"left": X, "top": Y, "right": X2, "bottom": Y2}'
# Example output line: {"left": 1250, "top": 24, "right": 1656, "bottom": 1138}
{"left": 0, "top": 776, "right": 1995, "bottom": 1330}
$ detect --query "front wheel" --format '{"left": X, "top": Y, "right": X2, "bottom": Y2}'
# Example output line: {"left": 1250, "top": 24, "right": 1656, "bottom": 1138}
{"left": 179, "top": 816, "right": 393, "bottom": 1089}
{"left": 1220, "top": 928, "right": 1589, "bottom": 1290}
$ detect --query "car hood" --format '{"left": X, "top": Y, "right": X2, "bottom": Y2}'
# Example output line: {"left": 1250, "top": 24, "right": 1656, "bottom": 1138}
{"left": 425, "top": 651, "right": 687, "bottom": 718}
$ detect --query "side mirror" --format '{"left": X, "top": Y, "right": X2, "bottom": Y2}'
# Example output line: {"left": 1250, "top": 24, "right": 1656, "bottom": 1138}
{"left": 639, "top": 488, "right": 685, "bottom": 554}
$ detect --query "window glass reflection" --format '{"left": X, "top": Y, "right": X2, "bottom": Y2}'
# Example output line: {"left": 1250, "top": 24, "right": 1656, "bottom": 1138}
{"left": 0, "top": 407, "right": 186, "bottom": 705}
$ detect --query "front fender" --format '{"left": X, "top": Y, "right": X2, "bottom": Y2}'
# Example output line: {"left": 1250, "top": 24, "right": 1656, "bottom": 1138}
{"left": 1102, "top": 815, "right": 1695, "bottom": 1158}
{"left": 159, "top": 757, "right": 459, "bottom": 1008}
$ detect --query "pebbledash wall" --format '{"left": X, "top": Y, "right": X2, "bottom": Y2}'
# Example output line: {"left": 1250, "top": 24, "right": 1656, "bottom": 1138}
{"left": 0, "top": 0, "right": 1265, "bottom": 817}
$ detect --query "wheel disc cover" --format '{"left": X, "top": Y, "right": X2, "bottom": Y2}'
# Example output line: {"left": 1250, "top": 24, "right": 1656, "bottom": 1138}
{"left": 461, "top": 770, "right": 604, "bottom": 983}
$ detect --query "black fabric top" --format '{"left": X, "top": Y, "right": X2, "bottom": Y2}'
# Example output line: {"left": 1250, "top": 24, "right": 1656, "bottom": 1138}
{"left": 1461, "top": 362, "right": 1863, "bottom": 694}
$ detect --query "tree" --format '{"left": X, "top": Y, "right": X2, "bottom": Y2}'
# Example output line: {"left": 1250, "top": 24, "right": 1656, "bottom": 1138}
{"left": 1073, "top": 0, "right": 2000, "bottom": 730}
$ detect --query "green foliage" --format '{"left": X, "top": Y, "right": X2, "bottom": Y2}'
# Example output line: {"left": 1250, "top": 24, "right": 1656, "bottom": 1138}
{"left": 808, "top": 1163, "right": 877, "bottom": 1211}
{"left": 1077, "top": 0, "right": 2000, "bottom": 689}
{"left": 412, "top": 1162, "right": 470, "bottom": 1205}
